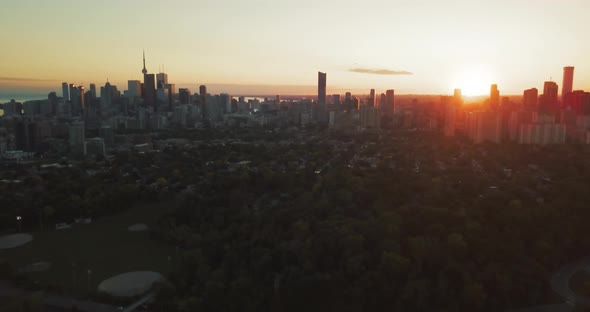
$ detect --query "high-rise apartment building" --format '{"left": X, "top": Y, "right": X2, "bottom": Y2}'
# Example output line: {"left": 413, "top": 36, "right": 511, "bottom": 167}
{"left": 360, "top": 105, "right": 381, "bottom": 128}
{"left": 562, "top": 66, "right": 574, "bottom": 100}
{"left": 523, "top": 88, "right": 538, "bottom": 111}
{"left": 490, "top": 84, "right": 500, "bottom": 110}
{"left": 200, "top": 85, "right": 208, "bottom": 120}
{"left": 62, "top": 82, "right": 69, "bottom": 102}
{"left": 156, "top": 72, "right": 168, "bottom": 89}
{"left": 369, "top": 89, "right": 376, "bottom": 107}
{"left": 220, "top": 93, "right": 231, "bottom": 114}
{"left": 127, "top": 80, "right": 142, "bottom": 98}
{"left": 179, "top": 88, "right": 191, "bottom": 105}
{"left": 465, "top": 111, "right": 502, "bottom": 143}
{"left": 89, "top": 84, "right": 97, "bottom": 98}
{"left": 143, "top": 74, "right": 156, "bottom": 107}
{"left": 317, "top": 72, "right": 327, "bottom": 122}
{"left": 384, "top": 89, "right": 395, "bottom": 115}
{"left": 540, "top": 81, "right": 559, "bottom": 113}
{"left": 69, "top": 121, "right": 86, "bottom": 156}
{"left": 344, "top": 92, "right": 352, "bottom": 111}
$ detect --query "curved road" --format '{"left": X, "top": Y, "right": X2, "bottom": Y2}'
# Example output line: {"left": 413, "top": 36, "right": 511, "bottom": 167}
{"left": 551, "top": 257, "right": 590, "bottom": 307}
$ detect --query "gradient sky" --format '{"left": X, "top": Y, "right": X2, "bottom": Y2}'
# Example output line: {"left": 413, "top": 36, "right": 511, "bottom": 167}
{"left": 1, "top": 0, "right": 589, "bottom": 96}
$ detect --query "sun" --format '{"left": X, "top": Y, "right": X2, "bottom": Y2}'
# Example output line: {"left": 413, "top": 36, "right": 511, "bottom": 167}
{"left": 452, "top": 66, "right": 494, "bottom": 96}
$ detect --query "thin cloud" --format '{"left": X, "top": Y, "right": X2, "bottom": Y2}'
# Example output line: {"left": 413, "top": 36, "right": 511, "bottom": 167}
{"left": 349, "top": 68, "right": 413, "bottom": 76}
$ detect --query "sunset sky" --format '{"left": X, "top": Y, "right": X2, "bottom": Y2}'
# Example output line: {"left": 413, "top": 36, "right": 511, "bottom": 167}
{"left": 1, "top": 0, "right": 589, "bottom": 96}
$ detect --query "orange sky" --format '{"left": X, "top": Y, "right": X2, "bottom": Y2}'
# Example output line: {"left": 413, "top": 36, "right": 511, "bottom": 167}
{"left": 1, "top": 0, "right": 589, "bottom": 96}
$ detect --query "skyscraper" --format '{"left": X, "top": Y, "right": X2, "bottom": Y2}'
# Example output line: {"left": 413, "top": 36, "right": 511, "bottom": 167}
{"left": 540, "top": 81, "right": 559, "bottom": 113}
{"left": 127, "top": 80, "right": 142, "bottom": 98}
{"left": 220, "top": 93, "right": 231, "bottom": 114}
{"left": 384, "top": 89, "right": 395, "bottom": 115}
{"left": 465, "top": 111, "right": 502, "bottom": 144}
{"left": 317, "top": 72, "right": 327, "bottom": 122}
{"left": 332, "top": 94, "right": 341, "bottom": 106}
{"left": 562, "top": 66, "right": 574, "bottom": 100}
{"left": 200, "top": 85, "right": 208, "bottom": 120}
{"left": 78, "top": 86, "right": 85, "bottom": 114}
{"left": 369, "top": 89, "right": 376, "bottom": 107}
{"left": 69, "top": 84, "right": 82, "bottom": 116}
{"left": 157, "top": 88, "right": 171, "bottom": 112}
{"left": 343, "top": 92, "right": 352, "bottom": 112}
{"left": 89, "top": 83, "right": 97, "bottom": 98}
{"left": 379, "top": 93, "right": 386, "bottom": 108}
{"left": 143, "top": 74, "right": 156, "bottom": 107}
{"left": 442, "top": 95, "right": 458, "bottom": 137}
{"left": 523, "top": 88, "right": 538, "bottom": 111}
{"left": 490, "top": 84, "right": 500, "bottom": 110}
{"left": 69, "top": 84, "right": 77, "bottom": 102}
{"left": 563, "top": 90, "right": 590, "bottom": 115}
{"left": 360, "top": 105, "right": 381, "bottom": 129}
{"left": 69, "top": 121, "right": 86, "bottom": 156}
{"left": 156, "top": 72, "right": 168, "bottom": 89}
{"left": 62, "top": 82, "right": 69, "bottom": 102}
{"left": 141, "top": 51, "right": 156, "bottom": 107}
{"left": 47, "top": 92, "right": 58, "bottom": 116}
{"left": 544, "top": 81, "right": 559, "bottom": 99}
{"left": 179, "top": 88, "right": 192, "bottom": 105}
{"left": 164, "top": 83, "right": 176, "bottom": 95}
{"left": 101, "top": 82, "right": 113, "bottom": 112}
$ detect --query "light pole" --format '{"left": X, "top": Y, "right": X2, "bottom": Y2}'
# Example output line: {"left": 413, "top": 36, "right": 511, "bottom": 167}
{"left": 16, "top": 216, "right": 22, "bottom": 232}
{"left": 87, "top": 269, "right": 92, "bottom": 294}
{"left": 72, "top": 262, "right": 77, "bottom": 290}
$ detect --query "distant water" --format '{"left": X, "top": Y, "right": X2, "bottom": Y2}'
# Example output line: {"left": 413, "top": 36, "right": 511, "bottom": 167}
{"left": 0, "top": 93, "right": 50, "bottom": 117}
{"left": 0, "top": 89, "right": 54, "bottom": 103}
{"left": 0, "top": 95, "right": 49, "bottom": 104}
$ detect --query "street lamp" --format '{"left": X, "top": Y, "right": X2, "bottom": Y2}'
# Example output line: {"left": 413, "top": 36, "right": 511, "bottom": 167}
{"left": 87, "top": 269, "right": 92, "bottom": 293}
{"left": 72, "top": 262, "right": 77, "bottom": 289}
{"left": 16, "top": 216, "right": 22, "bottom": 232}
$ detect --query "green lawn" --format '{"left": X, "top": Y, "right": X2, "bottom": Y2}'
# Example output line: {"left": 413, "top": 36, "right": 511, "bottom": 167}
{"left": 0, "top": 201, "right": 176, "bottom": 296}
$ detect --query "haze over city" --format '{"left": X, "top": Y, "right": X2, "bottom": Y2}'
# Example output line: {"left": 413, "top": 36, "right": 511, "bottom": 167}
{"left": 1, "top": 0, "right": 590, "bottom": 97}
{"left": 4, "top": 1, "right": 590, "bottom": 312}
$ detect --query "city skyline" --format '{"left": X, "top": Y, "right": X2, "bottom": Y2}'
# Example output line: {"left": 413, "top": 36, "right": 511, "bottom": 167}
{"left": 1, "top": 0, "right": 590, "bottom": 96}
{"left": 4, "top": 1, "right": 590, "bottom": 311}
{"left": 0, "top": 64, "right": 582, "bottom": 105}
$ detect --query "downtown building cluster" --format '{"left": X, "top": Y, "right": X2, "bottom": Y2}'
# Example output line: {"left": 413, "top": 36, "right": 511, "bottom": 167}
{"left": 0, "top": 54, "right": 396, "bottom": 160}
{"left": 444, "top": 66, "right": 590, "bottom": 145}
{"left": 316, "top": 72, "right": 396, "bottom": 129}
{"left": 1, "top": 58, "right": 587, "bottom": 161}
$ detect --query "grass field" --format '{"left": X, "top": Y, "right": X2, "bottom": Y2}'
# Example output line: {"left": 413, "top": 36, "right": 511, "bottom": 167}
{"left": 0, "top": 201, "right": 176, "bottom": 296}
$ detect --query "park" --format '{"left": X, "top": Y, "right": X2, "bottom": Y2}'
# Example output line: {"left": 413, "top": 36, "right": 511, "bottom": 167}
{"left": 0, "top": 201, "right": 175, "bottom": 303}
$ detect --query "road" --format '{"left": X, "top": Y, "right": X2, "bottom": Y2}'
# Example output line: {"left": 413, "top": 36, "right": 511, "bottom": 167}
{"left": 315, "top": 154, "right": 340, "bottom": 175}
{"left": 550, "top": 257, "right": 590, "bottom": 307}
{"left": 1, "top": 281, "right": 154, "bottom": 312}
{"left": 122, "top": 292, "right": 155, "bottom": 312}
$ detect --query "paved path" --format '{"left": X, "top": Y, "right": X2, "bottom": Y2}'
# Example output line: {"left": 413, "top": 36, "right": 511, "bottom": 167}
{"left": 45, "top": 295, "right": 119, "bottom": 312}
{"left": 1, "top": 281, "right": 119, "bottom": 312}
{"left": 551, "top": 257, "right": 590, "bottom": 307}
{"left": 122, "top": 292, "right": 154, "bottom": 312}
